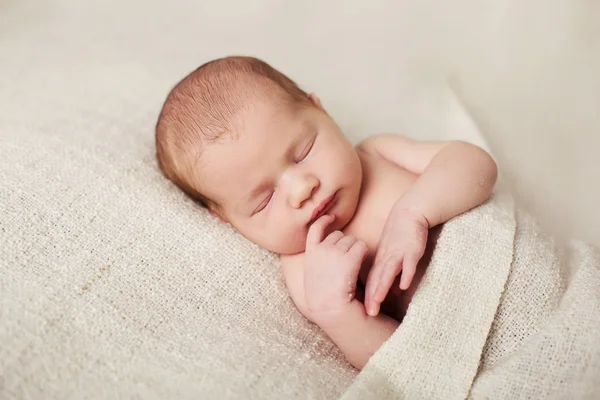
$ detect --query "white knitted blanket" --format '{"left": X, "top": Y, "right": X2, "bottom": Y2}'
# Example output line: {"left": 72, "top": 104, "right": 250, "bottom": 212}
{"left": 2, "top": 1, "right": 599, "bottom": 396}
{"left": 343, "top": 192, "right": 600, "bottom": 399}
{"left": 3, "top": 97, "right": 599, "bottom": 400}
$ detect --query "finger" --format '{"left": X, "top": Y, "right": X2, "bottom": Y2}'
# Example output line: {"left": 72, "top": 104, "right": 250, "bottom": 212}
{"left": 306, "top": 214, "right": 335, "bottom": 248}
{"left": 399, "top": 254, "right": 419, "bottom": 290}
{"left": 323, "top": 230, "right": 344, "bottom": 246}
{"left": 336, "top": 235, "right": 357, "bottom": 252}
{"left": 364, "top": 253, "right": 385, "bottom": 316}
{"left": 372, "top": 256, "right": 402, "bottom": 303}
{"left": 367, "top": 302, "right": 380, "bottom": 317}
{"left": 347, "top": 240, "right": 368, "bottom": 279}
{"left": 365, "top": 246, "right": 390, "bottom": 300}
{"left": 347, "top": 240, "right": 368, "bottom": 261}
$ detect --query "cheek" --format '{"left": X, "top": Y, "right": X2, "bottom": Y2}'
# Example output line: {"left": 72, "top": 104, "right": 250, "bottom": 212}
{"left": 265, "top": 222, "right": 307, "bottom": 254}
{"left": 328, "top": 142, "right": 359, "bottom": 174}
{"left": 268, "top": 203, "right": 308, "bottom": 251}
{"left": 228, "top": 208, "right": 307, "bottom": 254}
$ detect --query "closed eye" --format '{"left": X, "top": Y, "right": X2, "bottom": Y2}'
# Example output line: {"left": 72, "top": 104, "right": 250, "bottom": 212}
{"left": 296, "top": 136, "right": 316, "bottom": 163}
{"left": 253, "top": 191, "right": 274, "bottom": 214}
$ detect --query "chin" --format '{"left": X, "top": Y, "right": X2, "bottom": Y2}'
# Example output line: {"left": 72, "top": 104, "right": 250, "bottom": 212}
{"left": 280, "top": 243, "right": 307, "bottom": 256}
{"left": 268, "top": 234, "right": 307, "bottom": 256}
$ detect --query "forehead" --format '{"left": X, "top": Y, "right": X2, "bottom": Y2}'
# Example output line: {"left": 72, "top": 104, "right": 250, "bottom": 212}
{"left": 198, "top": 100, "right": 310, "bottom": 205}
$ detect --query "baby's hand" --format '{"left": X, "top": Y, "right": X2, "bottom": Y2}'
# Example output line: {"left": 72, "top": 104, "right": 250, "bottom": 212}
{"left": 365, "top": 206, "right": 429, "bottom": 317}
{"left": 304, "top": 215, "right": 368, "bottom": 323}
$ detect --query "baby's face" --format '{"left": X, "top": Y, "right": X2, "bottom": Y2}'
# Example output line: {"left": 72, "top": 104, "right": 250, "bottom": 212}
{"left": 199, "top": 95, "right": 362, "bottom": 254}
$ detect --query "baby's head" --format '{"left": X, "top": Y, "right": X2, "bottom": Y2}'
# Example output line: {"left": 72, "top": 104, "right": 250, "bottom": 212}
{"left": 156, "top": 56, "right": 362, "bottom": 254}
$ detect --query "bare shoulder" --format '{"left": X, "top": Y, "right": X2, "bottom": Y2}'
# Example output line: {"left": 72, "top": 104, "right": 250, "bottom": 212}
{"left": 356, "top": 133, "right": 451, "bottom": 175}
{"left": 356, "top": 133, "right": 408, "bottom": 154}
{"left": 354, "top": 134, "right": 403, "bottom": 171}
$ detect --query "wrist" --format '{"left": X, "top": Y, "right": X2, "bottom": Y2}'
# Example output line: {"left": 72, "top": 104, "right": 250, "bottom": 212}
{"left": 310, "top": 299, "right": 365, "bottom": 331}
{"left": 392, "top": 200, "right": 432, "bottom": 228}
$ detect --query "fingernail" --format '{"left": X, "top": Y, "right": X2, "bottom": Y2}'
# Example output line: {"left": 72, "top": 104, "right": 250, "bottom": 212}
{"left": 368, "top": 304, "right": 377, "bottom": 316}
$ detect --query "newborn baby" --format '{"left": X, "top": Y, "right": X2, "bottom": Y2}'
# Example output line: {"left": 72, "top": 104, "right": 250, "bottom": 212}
{"left": 155, "top": 56, "right": 497, "bottom": 370}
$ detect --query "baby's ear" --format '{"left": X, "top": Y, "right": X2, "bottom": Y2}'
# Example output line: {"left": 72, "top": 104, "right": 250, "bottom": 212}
{"left": 308, "top": 93, "right": 325, "bottom": 111}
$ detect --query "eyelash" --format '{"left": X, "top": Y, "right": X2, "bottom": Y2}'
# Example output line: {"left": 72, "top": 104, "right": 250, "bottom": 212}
{"left": 296, "top": 137, "right": 315, "bottom": 163}
{"left": 255, "top": 192, "right": 273, "bottom": 214}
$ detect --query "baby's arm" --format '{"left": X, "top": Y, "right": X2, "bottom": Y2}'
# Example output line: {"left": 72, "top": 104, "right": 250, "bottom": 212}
{"left": 358, "top": 134, "right": 497, "bottom": 227}
{"left": 314, "top": 300, "right": 398, "bottom": 369}
{"left": 359, "top": 134, "right": 497, "bottom": 315}
{"left": 283, "top": 261, "right": 398, "bottom": 369}
{"left": 281, "top": 217, "right": 399, "bottom": 370}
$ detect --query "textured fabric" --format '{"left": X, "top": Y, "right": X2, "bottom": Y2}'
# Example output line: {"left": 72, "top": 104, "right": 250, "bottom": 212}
{"left": 0, "top": 85, "right": 483, "bottom": 398}
{"left": 2, "top": 0, "right": 600, "bottom": 399}
{"left": 469, "top": 210, "right": 600, "bottom": 399}
{"left": 342, "top": 193, "right": 600, "bottom": 399}
{"left": 0, "top": 129, "right": 357, "bottom": 399}
{"left": 0, "top": 1, "right": 490, "bottom": 398}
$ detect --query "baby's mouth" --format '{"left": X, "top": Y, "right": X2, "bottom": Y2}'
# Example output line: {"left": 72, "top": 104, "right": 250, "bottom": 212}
{"left": 309, "top": 192, "right": 337, "bottom": 225}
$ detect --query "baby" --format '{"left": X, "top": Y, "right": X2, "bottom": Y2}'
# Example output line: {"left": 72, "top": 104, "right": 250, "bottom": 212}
{"left": 155, "top": 56, "right": 497, "bottom": 370}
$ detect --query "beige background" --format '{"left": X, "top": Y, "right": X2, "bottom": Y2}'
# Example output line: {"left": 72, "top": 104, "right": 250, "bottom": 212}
{"left": 1, "top": 0, "right": 599, "bottom": 246}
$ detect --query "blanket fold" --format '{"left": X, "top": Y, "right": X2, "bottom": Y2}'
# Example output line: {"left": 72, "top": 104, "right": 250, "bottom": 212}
{"left": 342, "top": 192, "right": 600, "bottom": 399}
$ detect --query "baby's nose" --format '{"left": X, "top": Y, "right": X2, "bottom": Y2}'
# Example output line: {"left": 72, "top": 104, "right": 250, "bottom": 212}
{"left": 290, "top": 174, "right": 319, "bottom": 209}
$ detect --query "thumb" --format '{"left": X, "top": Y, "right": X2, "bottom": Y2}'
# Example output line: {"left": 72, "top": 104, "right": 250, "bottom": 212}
{"left": 306, "top": 214, "right": 335, "bottom": 248}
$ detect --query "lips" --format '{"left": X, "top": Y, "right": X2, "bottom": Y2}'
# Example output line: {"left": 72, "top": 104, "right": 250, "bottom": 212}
{"left": 309, "top": 193, "right": 337, "bottom": 224}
